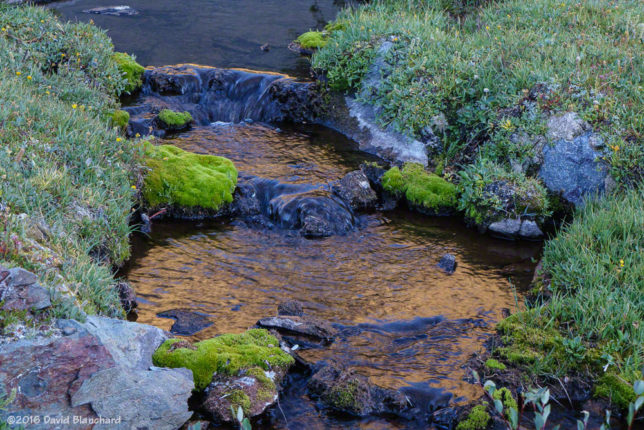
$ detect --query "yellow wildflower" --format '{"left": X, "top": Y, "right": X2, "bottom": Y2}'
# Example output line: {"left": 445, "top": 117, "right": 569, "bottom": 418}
{"left": 500, "top": 119, "right": 514, "bottom": 131}
{"left": 485, "top": 25, "right": 490, "bottom": 31}
{"left": 72, "top": 104, "right": 77, "bottom": 109}
{"left": 135, "top": 133, "right": 141, "bottom": 138}
{"left": 131, "top": 185, "right": 137, "bottom": 190}
{"left": 27, "top": 75, "right": 32, "bottom": 80}
{"left": 116, "top": 137, "right": 123, "bottom": 142}
{"left": 620, "top": 259, "right": 624, "bottom": 267}
{"left": 15, "top": 71, "right": 21, "bottom": 76}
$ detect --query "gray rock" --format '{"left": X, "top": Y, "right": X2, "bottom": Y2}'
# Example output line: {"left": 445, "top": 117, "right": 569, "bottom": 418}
{"left": 257, "top": 316, "right": 336, "bottom": 341}
{"left": 278, "top": 300, "right": 304, "bottom": 317}
{"left": 546, "top": 112, "right": 591, "bottom": 142}
{"left": 488, "top": 218, "right": 522, "bottom": 240}
{"left": 519, "top": 220, "right": 544, "bottom": 239}
{"left": 539, "top": 130, "right": 608, "bottom": 206}
{"left": 437, "top": 254, "right": 457, "bottom": 274}
{"left": 0, "top": 266, "right": 50, "bottom": 311}
{"left": 332, "top": 170, "right": 378, "bottom": 211}
{"left": 81, "top": 315, "right": 168, "bottom": 370}
{"left": 71, "top": 366, "right": 194, "bottom": 430}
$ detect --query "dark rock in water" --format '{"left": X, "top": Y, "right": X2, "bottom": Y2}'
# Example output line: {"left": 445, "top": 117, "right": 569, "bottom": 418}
{"left": 157, "top": 309, "right": 213, "bottom": 335}
{"left": 429, "top": 405, "right": 468, "bottom": 429}
{"left": 116, "top": 281, "right": 137, "bottom": 312}
{"left": 257, "top": 316, "right": 336, "bottom": 341}
{"left": 0, "top": 266, "right": 51, "bottom": 311}
{"left": 437, "top": 254, "right": 457, "bottom": 274}
{"left": 360, "top": 162, "right": 387, "bottom": 193}
{"left": 278, "top": 300, "right": 304, "bottom": 317}
{"left": 260, "top": 43, "right": 270, "bottom": 52}
{"left": 539, "top": 112, "right": 608, "bottom": 206}
{"left": 332, "top": 170, "right": 378, "bottom": 211}
{"left": 83, "top": 6, "right": 139, "bottom": 16}
{"left": 399, "top": 381, "right": 452, "bottom": 414}
{"left": 308, "top": 363, "right": 410, "bottom": 417}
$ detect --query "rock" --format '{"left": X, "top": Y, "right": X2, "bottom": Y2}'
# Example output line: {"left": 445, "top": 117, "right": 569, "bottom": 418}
{"left": 157, "top": 308, "right": 213, "bottom": 336}
{"left": 437, "top": 254, "right": 457, "bottom": 274}
{"left": 71, "top": 366, "right": 194, "bottom": 430}
{"left": 360, "top": 162, "right": 387, "bottom": 193}
{"left": 80, "top": 316, "right": 169, "bottom": 370}
{"left": 82, "top": 6, "right": 139, "bottom": 16}
{"left": 332, "top": 170, "right": 378, "bottom": 211}
{"left": 116, "top": 281, "right": 137, "bottom": 312}
{"left": 539, "top": 113, "right": 608, "bottom": 206}
{"left": 256, "top": 316, "right": 336, "bottom": 341}
{"left": 308, "top": 363, "right": 409, "bottom": 417}
{"left": 518, "top": 220, "right": 544, "bottom": 239}
{"left": 277, "top": 300, "right": 304, "bottom": 317}
{"left": 488, "top": 218, "right": 522, "bottom": 240}
{"left": 0, "top": 266, "right": 51, "bottom": 311}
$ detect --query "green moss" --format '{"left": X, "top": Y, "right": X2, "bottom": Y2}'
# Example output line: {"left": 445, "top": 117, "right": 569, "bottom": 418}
{"left": 158, "top": 109, "right": 193, "bottom": 128}
{"left": 111, "top": 52, "right": 144, "bottom": 93}
{"left": 456, "top": 405, "right": 490, "bottom": 430}
{"left": 227, "top": 389, "right": 251, "bottom": 415}
{"left": 152, "top": 329, "right": 294, "bottom": 391}
{"left": 110, "top": 110, "right": 130, "bottom": 129}
{"left": 327, "top": 379, "right": 361, "bottom": 411}
{"left": 383, "top": 163, "right": 457, "bottom": 211}
{"left": 484, "top": 358, "right": 506, "bottom": 371}
{"left": 492, "top": 387, "right": 517, "bottom": 412}
{"left": 143, "top": 143, "right": 237, "bottom": 210}
{"left": 296, "top": 31, "right": 328, "bottom": 49}
{"left": 594, "top": 374, "right": 637, "bottom": 409}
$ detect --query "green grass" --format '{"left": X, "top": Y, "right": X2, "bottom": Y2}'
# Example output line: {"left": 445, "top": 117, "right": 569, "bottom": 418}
{"left": 0, "top": 4, "right": 140, "bottom": 319}
{"left": 312, "top": 0, "right": 643, "bottom": 186}
{"left": 143, "top": 143, "right": 237, "bottom": 210}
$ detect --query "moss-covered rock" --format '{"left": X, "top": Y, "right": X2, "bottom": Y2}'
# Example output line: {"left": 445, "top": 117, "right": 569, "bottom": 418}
{"left": 297, "top": 31, "right": 328, "bottom": 49}
{"left": 151, "top": 328, "right": 293, "bottom": 391}
{"left": 112, "top": 52, "right": 144, "bottom": 93}
{"left": 484, "top": 358, "right": 506, "bottom": 371}
{"left": 456, "top": 404, "right": 490, "bottom": 430}
{"left": 382, "top": 163, "right": 457, "bottom": 214}
{"left": 594, "top": 374, "right": 637, "bottom": 409}
{"left": 492, "top": 387, "right": 517, "bottom": 412}
{"left": 157, "top": 109, "right": 193, "bottom": 130}
{"left": 110, "top": 109, "right": 130, "bottom": 129}
{"left": 142, "top": 143, "right": 237, "bottom": 211}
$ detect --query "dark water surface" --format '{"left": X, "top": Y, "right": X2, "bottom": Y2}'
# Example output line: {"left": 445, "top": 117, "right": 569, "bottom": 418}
{"left": 51, "top": 0, "right": 348, "bottom": 76}
{"left": 122, "top": 123, "right": 542, "bottom": 427}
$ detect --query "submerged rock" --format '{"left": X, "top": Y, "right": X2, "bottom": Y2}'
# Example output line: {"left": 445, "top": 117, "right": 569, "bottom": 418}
{"left": 82, "top": 6, "right": 139, "bottom": 16}
{"left": 437, "top": 254, "right": 457, "bottom": 274}
{"left": 277, "top": 300, "right": 304, "bottom": 317}
{"left": 157, "top": 308, "right": 213, "bottom": 336}
{"left": 257, "top": 316, "right": 336, "bottom": 341}
{"left": 308, "top": 363, "right": 409, "bottom": 417}
{"left": 116, "top": 281, "right": 137, "bottom": 312}
{"left": 332, "top": 170, "right": 378, "bottom": 211}
{"left": 0, "top": 266, "right": 50, "bottom": 311}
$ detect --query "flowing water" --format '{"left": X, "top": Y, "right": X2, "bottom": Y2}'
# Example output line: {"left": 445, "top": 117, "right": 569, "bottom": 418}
{"left": 53, "top": 2, "right": 543, "bottom": 427}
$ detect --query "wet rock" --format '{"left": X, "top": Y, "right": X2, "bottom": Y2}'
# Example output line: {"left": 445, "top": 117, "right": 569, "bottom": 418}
{"left": 82, "top": 6, "right": 139, "bottom": 16}
{"left": 539, "top": 112, "right": 609, "bottom": 206}
{"left": 71, "top": 366, "right": 194, "bottom": 430}
{"left": 519, "top": 220, "right": 544, "bottom": 239}
{"left": 308, "top": 363, "right": 409, "bottom": 417}
{"left": 0, "top": 266, "right": 51, "bottom": 311}
{"left": 157, "top": 309, "right": 213, "bottom": 336}
{"left": 360, "top": 162, "right": 387, "bottom": 193}
{"left": 256, "top": 316, "right": 336, "bottom": 341}
{"left": 437, "top": 254, "right": 457, "bottom": 274}
{"left": 332, "top": 170, "right": 378, "bottom": 211}
{"left": 488, "top": 218, "right": 522, "bottom": 240}
{"left": 278, "top": 300, "right": 304, "bottom": 317}
{"left": 116, "top": 281, "right": 137, "bottom": 312}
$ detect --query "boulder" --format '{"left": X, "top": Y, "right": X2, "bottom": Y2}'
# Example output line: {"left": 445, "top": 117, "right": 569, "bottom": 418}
{"left": 308, "top": 363, "right": 409, "bottom": 417}
{"left": 539, "top": 112, "right": 609, "bottom": 206}
{"left": 277, "top": 300, "right": 304, "bottom": 317}
{"left": 71, "top": 366, "right": 194, "bottom": 430}
{"left": 0, "top": 266, "right": 51, "bottom": 311}
{"left": 518, "top": 220, "right": 544, "bottom": 239}
{"left": 437, "top": 254, "right": 457, "bottom": 274}
{"left": 332, "top": 170, "right": 378, "bottom": 211}
{"left": 157, "top": 308, "right": 213, "bottom": 336}
{"left": 256, "top": 316, "right": 336, "bottom": 341}
{"left": 488, "top": 218, "right": 522, "bottom": 240}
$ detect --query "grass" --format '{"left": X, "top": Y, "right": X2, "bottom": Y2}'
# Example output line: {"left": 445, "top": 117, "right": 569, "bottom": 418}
{"left": 312, "top": 0, "right": 643, "bottom": 186}
{"left": 0, "top": 4, "right": 141, "bottom": 319}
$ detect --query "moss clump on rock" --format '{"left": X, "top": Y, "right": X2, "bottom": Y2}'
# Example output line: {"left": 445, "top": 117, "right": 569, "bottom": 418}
{"left": 456, "top": 404, "right": 490, "bottom": 430}
{"left": 152, "top": 329, "right": 294, "bottom": 391}
{"left": 297, "top": 31, "right": 328, "bottom": 49}
{"left": 484, "top": 358, "right": 506, "bottom": 371}
{"left": 492, "top": 387, "right": 517, "bottom": 411}
{"left": 110, "top": 109, "right": 130, "bottom": 129}
{"left": 143, "top": 143, "right": 237, "bottom": 210}
{"left": 158, "top": 109, "right": 193, "bottom": 129}
{"left": 112, "top": 52, "right": 144, "bottom": 93}
{"left": 382, "top": 163, "right": 457, "bottom": 212}
{"left": 227, "top": 389, "right": 251, "bottom": 415}
{"left": 594, "top": 374, "right": 637, "bottom": 409}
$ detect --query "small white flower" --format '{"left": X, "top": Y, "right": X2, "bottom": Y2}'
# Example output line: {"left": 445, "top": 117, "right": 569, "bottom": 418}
{"left": 483, "top": 88, "right": 490, "bottom": 93}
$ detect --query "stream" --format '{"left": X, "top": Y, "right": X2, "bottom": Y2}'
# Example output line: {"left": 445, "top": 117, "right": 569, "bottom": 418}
{"left": 53, "top": 1, "right": 542, "bottom": 428}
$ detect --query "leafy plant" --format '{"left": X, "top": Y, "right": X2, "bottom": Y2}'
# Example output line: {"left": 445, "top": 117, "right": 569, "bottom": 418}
{"left": 231, "top": 405, "right": 252, "bottom": 430}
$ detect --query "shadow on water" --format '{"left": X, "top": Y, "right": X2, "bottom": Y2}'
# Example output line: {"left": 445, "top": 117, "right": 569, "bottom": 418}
{"left": 50, "top": 0, "right": 353, "bottom": 77}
